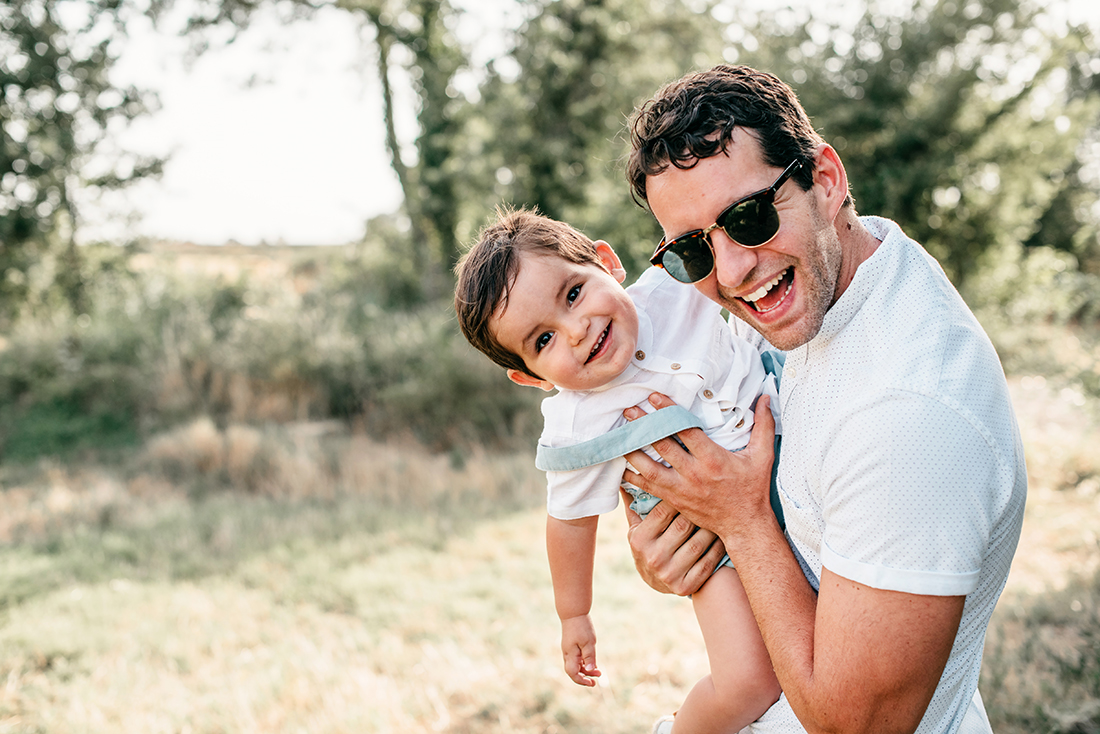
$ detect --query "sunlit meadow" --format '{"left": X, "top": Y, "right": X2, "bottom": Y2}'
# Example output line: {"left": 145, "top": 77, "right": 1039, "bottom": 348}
{"left": 0, "top": 243, "right": 1098, "bottom": 733}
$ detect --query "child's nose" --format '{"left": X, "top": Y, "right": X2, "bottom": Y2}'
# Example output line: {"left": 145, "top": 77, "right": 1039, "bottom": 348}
{"left": 565, "top": 317, "right": 588, "bottom": 344}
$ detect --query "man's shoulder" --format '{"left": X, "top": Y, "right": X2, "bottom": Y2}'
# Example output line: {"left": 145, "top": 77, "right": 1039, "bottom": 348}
{"left": 849, "top": 220, "right": 999, "bottom": 388}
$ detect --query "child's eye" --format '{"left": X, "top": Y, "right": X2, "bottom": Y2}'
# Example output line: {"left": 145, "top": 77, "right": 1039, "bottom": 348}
{"left": 535, "top": 332, "right": 552, "bottom": 352}
{"left": 567, "top": 285, "right": 581, "bottom": 303}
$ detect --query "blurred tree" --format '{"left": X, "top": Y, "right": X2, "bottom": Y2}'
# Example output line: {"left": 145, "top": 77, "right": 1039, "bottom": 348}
{"left": 352, "top": 0, "right": 465, "bottom": 285}
{"left": 471, "top": 0, "right": 727, "bottom": 274}
{"left": 0, "top": 0, "right": 160, "bottom": 324}
{"left": 728, "top": 0, "right": 1100, "bottom": 283}
{"left": 162, "top": 0, "right": 1099, "bottom": 288}
{"left": 168, "top": 0, "right": 469, "bottom": 297}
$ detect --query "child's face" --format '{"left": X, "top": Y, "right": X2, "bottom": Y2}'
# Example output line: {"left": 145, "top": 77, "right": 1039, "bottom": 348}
{"left": 492, "top": 244, "right": 639, "bottom": 392}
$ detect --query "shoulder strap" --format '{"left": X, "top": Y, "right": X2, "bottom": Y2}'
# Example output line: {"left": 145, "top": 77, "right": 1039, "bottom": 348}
{"left": 535, "top": 405, "right": 704, "bottom": 472}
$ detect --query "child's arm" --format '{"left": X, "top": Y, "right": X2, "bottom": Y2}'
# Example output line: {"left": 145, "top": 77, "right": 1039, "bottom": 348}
{"left": 546, "top": 514, "right": 602, "bottom": 687}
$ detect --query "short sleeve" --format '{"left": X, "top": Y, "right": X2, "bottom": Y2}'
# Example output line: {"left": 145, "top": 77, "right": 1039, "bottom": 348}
{"left": 820, "top": 390, "right": 1001, "bottom": 596}
{"left": 545, "top": 457, "right": 626, "bottom": 521}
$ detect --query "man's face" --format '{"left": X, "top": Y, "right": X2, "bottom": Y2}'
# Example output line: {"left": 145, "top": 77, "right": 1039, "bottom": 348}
{"left": 646, "top": 128, "right": 843, "bottom": 351}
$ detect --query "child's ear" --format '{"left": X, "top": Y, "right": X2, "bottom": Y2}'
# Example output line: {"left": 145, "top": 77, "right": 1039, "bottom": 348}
{"left": 594, "top": 241, "right": 627, "bottom": 284}
{"left": 507, "top": 369, "right": 556, "bottom": 392}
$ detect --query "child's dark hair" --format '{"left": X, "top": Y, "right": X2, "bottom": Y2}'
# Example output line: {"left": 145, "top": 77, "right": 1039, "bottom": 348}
{"left": 454, "top": 207, "right": 604, "bottom": 379}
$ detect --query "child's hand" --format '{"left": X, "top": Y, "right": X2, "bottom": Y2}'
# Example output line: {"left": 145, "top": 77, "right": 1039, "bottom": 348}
{"left": 560, "top": 614, "right": 601, "bottom": 686}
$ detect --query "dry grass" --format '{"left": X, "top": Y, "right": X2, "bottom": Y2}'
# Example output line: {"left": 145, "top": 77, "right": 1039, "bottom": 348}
{"left": 0, "top": 500, "right": 700, "bottom": 733}
{"left": 0, "top": 376, "right": 1097, "bottom": 732}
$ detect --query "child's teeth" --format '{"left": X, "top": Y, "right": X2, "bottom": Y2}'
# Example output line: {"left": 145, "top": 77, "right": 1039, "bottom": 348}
{"left": 745, "top": 269, "right": 787, "bottom": 302}
{"left": 589, "top": 326, "right": 608, "bottom": 360}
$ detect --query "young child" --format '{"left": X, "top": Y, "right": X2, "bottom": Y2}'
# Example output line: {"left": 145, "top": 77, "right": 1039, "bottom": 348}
{"left": 454, "top": 208, "right": 783, "bottom": 734}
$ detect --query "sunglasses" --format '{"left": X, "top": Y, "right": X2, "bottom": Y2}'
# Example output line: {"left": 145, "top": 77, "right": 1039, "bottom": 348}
{"left": 650, "top": 159, "right": 805, "bottom": 284}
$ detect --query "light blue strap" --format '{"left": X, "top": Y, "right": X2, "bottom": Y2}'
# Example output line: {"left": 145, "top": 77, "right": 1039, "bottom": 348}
{"left": 535, "top": 405, "right": 704, "bottom": 472}
{"left": 761, "top": 349, "right": 784, "bottom": 388}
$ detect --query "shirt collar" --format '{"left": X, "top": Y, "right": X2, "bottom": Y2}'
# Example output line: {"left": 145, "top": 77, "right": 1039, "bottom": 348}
{"left": 810, "top": 216, "right": 898, "bottom": 346}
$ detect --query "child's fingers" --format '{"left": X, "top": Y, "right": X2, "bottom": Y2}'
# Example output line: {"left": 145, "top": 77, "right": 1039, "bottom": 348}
{"left": 564, "top": 645, "right": 600, "bottom": 686}
{"left": 579, "top": 642, "right": 601, "bottom": 679}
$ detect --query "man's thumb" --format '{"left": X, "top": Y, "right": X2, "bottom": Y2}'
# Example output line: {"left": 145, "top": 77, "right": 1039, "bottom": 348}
{"left": 750, "top": 395, "right": 776, "bottom": 452}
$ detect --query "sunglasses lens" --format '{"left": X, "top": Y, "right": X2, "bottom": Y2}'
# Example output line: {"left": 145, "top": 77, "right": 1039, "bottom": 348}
{"left": 661, "top": 232, "right": 714, "bottom": 283}
{"left": 719, "top": 197, "right": 780, "bottom": 247}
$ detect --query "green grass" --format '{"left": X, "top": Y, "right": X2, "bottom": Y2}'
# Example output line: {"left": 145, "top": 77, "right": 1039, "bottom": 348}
{"left": 0, "top": 493, "right": 704, "bottom": 732}
{"left": 0, "top": 396, "right": 1097, "bottom": 732}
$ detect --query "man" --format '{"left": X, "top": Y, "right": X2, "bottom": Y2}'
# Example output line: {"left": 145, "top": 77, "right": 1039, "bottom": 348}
{"left": 620, "top": 65, "right": 1026, "bottom": 734}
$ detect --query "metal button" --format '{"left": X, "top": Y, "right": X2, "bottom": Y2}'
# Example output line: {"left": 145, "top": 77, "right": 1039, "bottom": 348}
{"left": 735, "top": 418, "right": 745, "bottom": 428}
{"left": 671, "top": 363, "right": 681, "bottom": 370}
{"left": 703, "top": 389, "right": 714, "bottom": 399}
{"left": 635, "top": 350, "right": 645, "bottom": 360}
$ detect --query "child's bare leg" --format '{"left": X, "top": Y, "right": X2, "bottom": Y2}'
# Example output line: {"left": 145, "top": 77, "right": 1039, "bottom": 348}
{"left": 672, "top": 566, "right": 780, "bottom": 734}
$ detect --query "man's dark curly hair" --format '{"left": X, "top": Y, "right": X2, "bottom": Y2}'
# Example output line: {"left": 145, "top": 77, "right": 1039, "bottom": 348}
{"left": 627, "top": 64, "right": 850, "bottom": 208}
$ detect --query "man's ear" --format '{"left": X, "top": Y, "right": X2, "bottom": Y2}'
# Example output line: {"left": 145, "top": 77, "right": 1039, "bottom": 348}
{"left": 812, "top": 143, "right": 849, "bottom": 224}
{"left": 507, "top": 369, "right": 556, "bottom": 392}
{"left": 594, "top": 241, "right": 627, "bottom": 284}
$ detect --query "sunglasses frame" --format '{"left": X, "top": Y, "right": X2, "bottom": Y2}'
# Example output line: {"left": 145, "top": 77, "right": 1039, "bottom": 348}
{"left": 650, "top": 159, "right": 805, "bottom": 283}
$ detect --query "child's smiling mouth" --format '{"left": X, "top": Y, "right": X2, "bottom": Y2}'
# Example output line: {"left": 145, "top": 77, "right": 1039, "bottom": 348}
{"left": 586, "top": 324, "right": 611, "bottom": 364}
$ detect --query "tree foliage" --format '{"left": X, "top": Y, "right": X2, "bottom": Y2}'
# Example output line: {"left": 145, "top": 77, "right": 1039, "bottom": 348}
{"left": 162, "top": 0, "right": 1100, "bottom": 290}
{"left": 470, "top": 0, "right": 728, "bottom": 274}
{"left": 8, "top": 0, "right": 1097, "bottom": 321}
{"left": 0, "top": 0, "right": 160, "bottom": 323}
{"left": 728, "top": 0, "right": 1100, "bottom": 282}
{"left": 170, "top": 0, "right": 469, "bottom": 296}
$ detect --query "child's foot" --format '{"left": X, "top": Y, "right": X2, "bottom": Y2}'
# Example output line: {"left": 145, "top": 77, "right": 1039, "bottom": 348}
{"left": 650, "top": 713, "right": 675, "bottom": 734}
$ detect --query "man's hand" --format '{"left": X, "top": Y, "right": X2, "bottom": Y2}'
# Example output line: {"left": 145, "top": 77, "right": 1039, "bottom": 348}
{"left": 623, "top": 392, "right": 777, "bottom": 546}
{"left": 621, "top": 490, "right": 725, "bottom": 596}
{"left": 560, "top": 614, "right": 601, "bottom": 686}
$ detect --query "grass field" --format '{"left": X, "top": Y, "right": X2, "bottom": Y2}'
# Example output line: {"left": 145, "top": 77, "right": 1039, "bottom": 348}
{"left": 0, "top": 375, "right": 1097, "bottom": 732}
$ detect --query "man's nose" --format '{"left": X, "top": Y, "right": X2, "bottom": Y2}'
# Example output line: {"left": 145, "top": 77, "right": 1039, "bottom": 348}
{"left": 711, "top": 230, "right": 760, "bottom": 290}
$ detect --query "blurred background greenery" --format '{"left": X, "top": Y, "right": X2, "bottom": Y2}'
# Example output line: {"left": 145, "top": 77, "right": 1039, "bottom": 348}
{"left": 2, "top": 0, "right": 1100, "bottom": 731}
{"left": 3, "top": 0, "right": 1098, "bottom": 455}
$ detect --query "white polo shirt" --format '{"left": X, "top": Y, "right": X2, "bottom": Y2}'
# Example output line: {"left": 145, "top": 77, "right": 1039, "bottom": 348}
{"left": 539, "top": 266, "right": 779, "bottom": 521}
{"left": 735, "top": 217, "right": 1026, "bottom": 734}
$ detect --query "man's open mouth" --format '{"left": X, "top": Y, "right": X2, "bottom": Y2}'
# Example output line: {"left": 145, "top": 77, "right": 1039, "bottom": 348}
{"left": 742, "top": 267, "right": 793, "bottom": 313}
{"left": 586, "top": 325, "right": 610, "bottom": 364}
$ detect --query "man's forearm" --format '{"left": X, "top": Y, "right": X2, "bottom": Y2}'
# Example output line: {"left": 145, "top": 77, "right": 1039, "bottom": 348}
{"left": 722, "top": 516, "right": 822, "bottom": 721}
{"left": 726, "top": 516, "right": 963, "bottom": 734}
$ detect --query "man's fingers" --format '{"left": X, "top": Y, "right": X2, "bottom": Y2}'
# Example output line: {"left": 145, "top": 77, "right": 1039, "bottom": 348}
{"left": 749, "top": 394, "right": 777, "bottom": 453}
{"left": 620, "top": 488, "right": 642, "bottom": 529}
{"left": 627, "top": 496, "right": 681, "bottom": 543}
{"left": 676, "top": 533, "right": 726, "bottom": 593}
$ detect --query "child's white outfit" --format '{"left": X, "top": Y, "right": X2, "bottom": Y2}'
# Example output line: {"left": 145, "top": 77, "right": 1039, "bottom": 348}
{"left": 533, "top": 266, "right": 782, "bottom": 524}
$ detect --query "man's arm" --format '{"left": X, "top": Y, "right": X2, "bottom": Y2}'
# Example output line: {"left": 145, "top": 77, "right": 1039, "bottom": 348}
{"left": 624, "top": 393, "right": 964, "bottom": 734}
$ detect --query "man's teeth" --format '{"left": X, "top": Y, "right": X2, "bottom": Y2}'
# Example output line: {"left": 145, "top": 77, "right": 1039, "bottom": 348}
{"left": 744, "top": 268, "right": 790, "bottom": 302}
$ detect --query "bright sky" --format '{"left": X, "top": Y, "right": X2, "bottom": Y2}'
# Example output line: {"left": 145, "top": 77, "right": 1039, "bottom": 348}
{"left": 86, "top": 0, "right": 1097, "bottom": 247}
{"left": 82, "top": 6, "right": 401, "bottom": 246}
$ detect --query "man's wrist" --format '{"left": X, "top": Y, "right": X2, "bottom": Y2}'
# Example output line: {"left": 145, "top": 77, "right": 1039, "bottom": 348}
{"left": 720, "top": 502, "right": 783, "bottom": 566}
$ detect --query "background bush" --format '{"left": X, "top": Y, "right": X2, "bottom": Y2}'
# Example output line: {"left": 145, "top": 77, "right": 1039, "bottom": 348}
{"left": 0, "top": 242, "right": 544, "bottom": 463}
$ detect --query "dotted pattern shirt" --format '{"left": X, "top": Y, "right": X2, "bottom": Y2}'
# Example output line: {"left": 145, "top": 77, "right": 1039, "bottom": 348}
{"left": 539, "top": 266, "right": 779, "bottom": 521}
{"left": 735, "top": 217, "right": 1027, "bottom": 734}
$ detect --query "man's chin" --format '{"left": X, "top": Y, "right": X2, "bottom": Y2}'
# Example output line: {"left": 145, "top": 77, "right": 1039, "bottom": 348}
{"left": 726, "top": 303, "right": 820, "bottom": 351}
